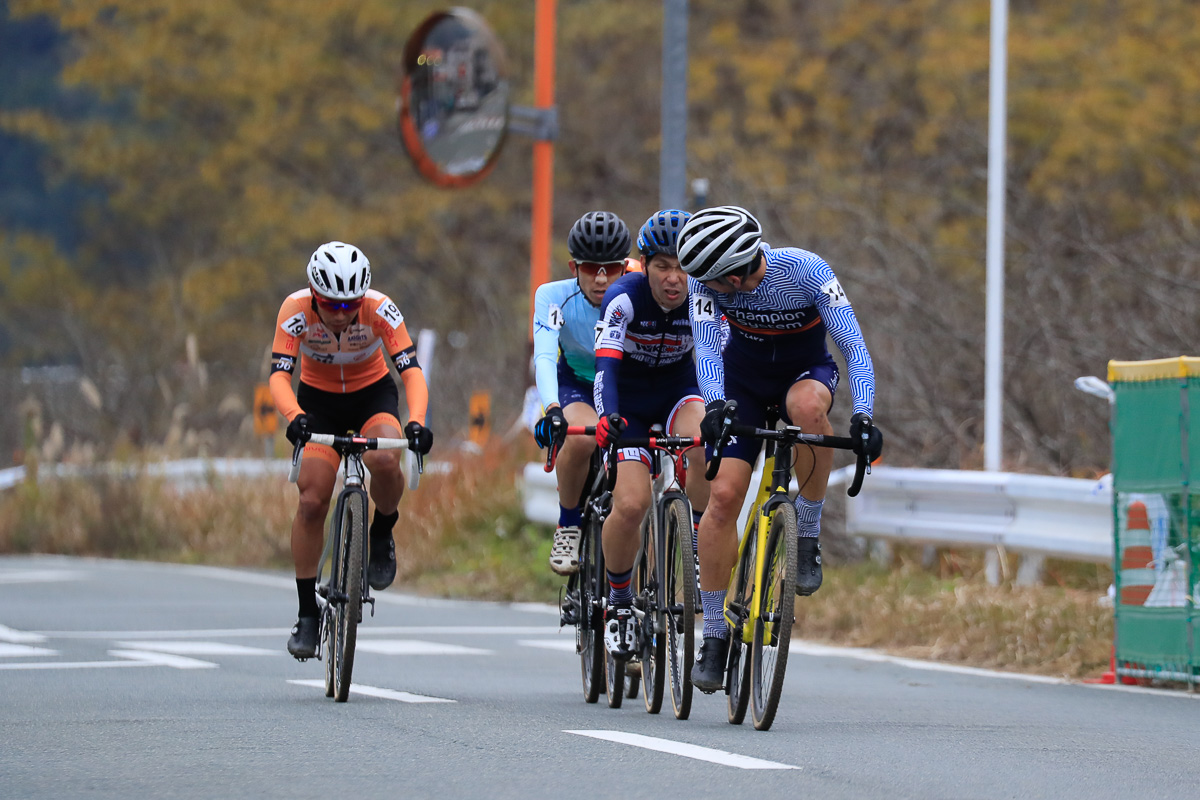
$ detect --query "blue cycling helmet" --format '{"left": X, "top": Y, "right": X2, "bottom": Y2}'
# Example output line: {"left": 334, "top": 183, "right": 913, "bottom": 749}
{"left": 636, "top": 209, "right": 691, "bottom": 259}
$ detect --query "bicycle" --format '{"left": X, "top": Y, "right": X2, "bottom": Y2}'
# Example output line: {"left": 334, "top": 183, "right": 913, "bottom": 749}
{"left": 706, "top": 400, "right": 869, "bottom": 730}
{"left": 288, "top": 432, "right": 422, "bottom": 702}
{"left": 545, "top": 428, "right": 615, "bottom": 705}
{"left": 635, "top": 424, "right": 702, "bottom": 718}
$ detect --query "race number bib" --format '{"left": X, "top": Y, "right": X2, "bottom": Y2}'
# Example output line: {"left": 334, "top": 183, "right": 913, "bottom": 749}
{"left": 547, "top": 303, "right": 565, "bottom": 331}
{"left": 692, "top": 294, "right": 717, "bottom": 322}
{"left": 281, "top": 312, "right": 306, "bottom": 338}
{"left": 819, "top": 277, "right": 849, "bottom": 307}
{"left": 377, "top": 299, "right": 404, "bottom": 329}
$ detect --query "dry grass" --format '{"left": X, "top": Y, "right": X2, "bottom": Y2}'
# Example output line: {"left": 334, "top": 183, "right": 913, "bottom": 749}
{"left": 0, "top": 443, "right": 1115, "bottom": 679}
{"left": 797, "top": 556, "right": 1113, "bottom": 679}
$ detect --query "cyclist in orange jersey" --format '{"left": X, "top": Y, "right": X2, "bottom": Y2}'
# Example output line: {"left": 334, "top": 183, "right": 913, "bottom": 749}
{"left": 269, "top": 241, "right": 433, "bottom": 659}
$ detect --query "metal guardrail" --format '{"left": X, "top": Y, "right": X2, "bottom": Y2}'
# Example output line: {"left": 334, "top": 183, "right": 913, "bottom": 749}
{"left": 0, "top": 457, "right": 451, "bottom": 492}
{"left": 523, "top": 461, "right": 1113, "bottom": 564}
{"left": 837, "top": 465, "right": 1112, "bottom": 563}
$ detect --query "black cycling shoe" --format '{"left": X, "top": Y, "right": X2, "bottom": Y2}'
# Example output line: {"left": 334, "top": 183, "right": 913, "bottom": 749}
{"left": 796, "top": 537, "right": 823, "bottom": 596}
{"left": 692, "top": 635, "right": 729, "bottom": 694}
{"left": 368, "top": 533, "right": 397, "bottom": 591}
{"left": 287, "top": 616, "right": 320, "bottom": 661}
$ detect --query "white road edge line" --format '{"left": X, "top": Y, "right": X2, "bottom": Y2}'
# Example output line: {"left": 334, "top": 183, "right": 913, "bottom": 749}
{"left": 564, "top": 730, "right": 800, "bottom": 770}
{"left": 34, "top": 625, "right": 564, "bottom": 639}
{"left": 288, "top": 679, "right": 455, "bottom": 703}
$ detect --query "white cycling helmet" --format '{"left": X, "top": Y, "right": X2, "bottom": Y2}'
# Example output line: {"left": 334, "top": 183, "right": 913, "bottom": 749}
{"left": 307, "top": 241, "right": 371, "bottom": 300}
{"left": 676, "top": 205, "right": 763, "bottom": 281}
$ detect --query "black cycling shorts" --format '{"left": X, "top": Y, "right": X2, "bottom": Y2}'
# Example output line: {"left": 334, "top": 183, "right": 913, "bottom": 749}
{"left": 296, "top": 375, "right": 400, "bottom": 435}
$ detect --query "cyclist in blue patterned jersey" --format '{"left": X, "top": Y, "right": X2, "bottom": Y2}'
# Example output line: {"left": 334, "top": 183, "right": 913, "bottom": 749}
{"left": 677, "top": 205, "right": 884, "bottom": 693}
{"left": 591, "top": 209, "right": 711, "bottom": 659}
{"left": 531, "top": 211, "right": 634, "bottom": 576}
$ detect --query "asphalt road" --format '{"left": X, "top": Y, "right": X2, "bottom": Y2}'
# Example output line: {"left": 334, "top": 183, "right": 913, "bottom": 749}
{"left": 1, "top": 555, "right": 1196, "bottom": 799}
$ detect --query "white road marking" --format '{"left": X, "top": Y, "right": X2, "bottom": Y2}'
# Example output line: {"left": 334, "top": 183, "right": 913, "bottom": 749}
{"left": 0, "top": 569, "right": 84, "bottom": 585}
{"left": 36, "top": 625, "right": 561, "bottom": 639}
{"left": 288, "top": 679, "right": 455, "bottom": 703}
{"left": 354, "top": 640, "right": 491, "bottom": 656}
{"left": 0, "top": 624, "right": 47, "bottom": 643}
{"left": 0, "top": 650, "right": 217, "bottom": 671}
{"left": 115, "top": 641, "right": 276, "bottom": 656}
{"left": 519, "top": 639, "right": 576, "bottom": 653}
{"left": 790, "top": 641, "right": 1066, "bottom": 684}
{"left": 565, "top": 730, "right": 800, "bottom": 770}
{"left": 108, "top": 650, "right": 218, "bottom": 669}
{"left": 0, "top": 643, "right": 59, "bottom": 657}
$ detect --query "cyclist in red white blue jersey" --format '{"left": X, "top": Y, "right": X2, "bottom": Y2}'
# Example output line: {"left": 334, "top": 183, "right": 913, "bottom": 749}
{"left": 591, "top": 209, "right": 711, "bottom": 660}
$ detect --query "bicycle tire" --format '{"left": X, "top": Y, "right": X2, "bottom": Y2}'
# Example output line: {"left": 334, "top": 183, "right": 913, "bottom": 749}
{"left": 605, "top": 642, "right": 626, "bottom": 708}
{"left": 663, "top": 496, "right": 695, "bottom": 720}
{"left": 579, "top": 513, "right": 605, "bottom": 704}
{"left": 328, "top": 491, "right": 364, "bottom": 705}
{"left": 636, "top": 509, "right": 665, "bottom": 714}
{"left": 726, "top": 518, "right": 757, "bottom": 725}
{"left": 322, "top": 493, "right": 348, "bottom": 699}
{"left": 750, "top": 503, "right": 798, "bottom": 730}
{"left": 625, "top": 669, "right": 641, "bottom": 699}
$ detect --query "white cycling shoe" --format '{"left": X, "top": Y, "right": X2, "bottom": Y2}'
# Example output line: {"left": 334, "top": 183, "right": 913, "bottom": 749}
{"left": 549, "top": 526, "right": 581, "bottom": 575}
{"left": 604, "top": 603, "right": 636, "bottom": 661}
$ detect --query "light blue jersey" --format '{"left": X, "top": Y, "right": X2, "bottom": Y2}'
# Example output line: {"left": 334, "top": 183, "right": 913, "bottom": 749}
{"left": 533, "top": 278, "right": 601, "bottom": 410}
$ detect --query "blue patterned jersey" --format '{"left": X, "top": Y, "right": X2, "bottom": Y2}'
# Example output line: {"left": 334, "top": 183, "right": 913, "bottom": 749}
{"left": 689, "top": 244, "right": 875, "bottom": 416}
{"left": 533, "top": 278, "right": 601, "bottom": 410}
{"left": 593, "top": 272, "right": 695, "bottom": 417}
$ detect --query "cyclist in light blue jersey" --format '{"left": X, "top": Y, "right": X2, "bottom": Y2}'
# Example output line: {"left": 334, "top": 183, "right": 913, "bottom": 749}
{"left": 677, "top": 205, "right": 884, "bottom": 693}
{"left": 531, "top": 211, "right": 634, "bottom": 575}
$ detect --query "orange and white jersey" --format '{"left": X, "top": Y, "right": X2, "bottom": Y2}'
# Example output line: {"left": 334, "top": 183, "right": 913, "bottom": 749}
{"left": 268, "top": 288, "right": 427, "bottom": 423}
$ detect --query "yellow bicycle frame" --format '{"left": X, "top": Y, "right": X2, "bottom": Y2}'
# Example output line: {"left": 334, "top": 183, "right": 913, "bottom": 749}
{"left": 723, "top": 447, "right": 783, "bottom": 645}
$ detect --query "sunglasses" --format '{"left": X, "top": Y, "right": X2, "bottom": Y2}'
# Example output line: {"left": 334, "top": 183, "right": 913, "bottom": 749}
{"left": 573, "top": 259, "right": 626, "bottom": 277}
{"left": 313, "top": 295, "right": 364, "bottom": 312}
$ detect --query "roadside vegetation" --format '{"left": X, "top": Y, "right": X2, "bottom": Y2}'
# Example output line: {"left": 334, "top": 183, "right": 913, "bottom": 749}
{"left": 0, "top": 440, "right": 1112, "bottom": 680}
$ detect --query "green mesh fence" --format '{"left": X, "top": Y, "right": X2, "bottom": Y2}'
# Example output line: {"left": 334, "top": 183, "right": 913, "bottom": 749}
{"left": 1109, "top": 357, "right": 1199, "bottom": 685}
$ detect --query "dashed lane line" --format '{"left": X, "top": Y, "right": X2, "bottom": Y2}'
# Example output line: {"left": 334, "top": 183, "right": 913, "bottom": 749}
{"left": 288, "top": 679, "right": 455, "bottom": 703}
{"left": 564, "top": 730, "right": 800, "bottom": 770}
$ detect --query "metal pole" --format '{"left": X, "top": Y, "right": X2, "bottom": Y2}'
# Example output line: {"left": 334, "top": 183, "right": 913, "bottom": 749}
{"left": 984, "top": 0, "right": 1008, "bottom": 472}
{"left": 529, "top": 0, "right": 557, "bottom": 339}
{"left": 659, "top": 0, "right": 688, "bottom": 211}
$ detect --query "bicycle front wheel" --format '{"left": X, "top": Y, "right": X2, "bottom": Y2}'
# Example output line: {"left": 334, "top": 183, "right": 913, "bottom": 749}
{"left": 662, "top": 496, "right": 695, "bottom": 720}
{"left": 750, "top": 503, "right": 798, "bottom": 730}
{"left": 635, "top": 508, "right": 664, "bottom": 714}
{"left": 330, "top": 489, "right": 367, "bottom": 703}
{"left": 579, "top": 514, "right": 605, "bottom": 704}
{"left": 726, "top": 518, "right": 757, "bottom": 725}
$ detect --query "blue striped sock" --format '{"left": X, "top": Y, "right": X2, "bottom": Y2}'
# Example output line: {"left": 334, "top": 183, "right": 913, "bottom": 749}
{"left": 700, "top": 589, "right": 728, "bottom": 639}
{"left": 794, "top": 495, "right": 823, "bottom": 538}
{"left": 607, "top": 568, "right": 634, "bottom": 606}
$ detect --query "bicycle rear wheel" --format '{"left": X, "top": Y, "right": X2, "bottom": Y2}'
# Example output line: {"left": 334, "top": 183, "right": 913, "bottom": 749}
{"left": 750, "top": 503, "right": 798, "bottom": 730}
{"left": 726, "top": 518, "right": 757, "bottom": 725}
{"left": 579, "top": 513, "right": 605, "bottom": 704}
{"left": 663, "top": 496, "right": 695, "bottom": 720}
{"left": 329, "top": 488, "right": 367, "bottom": 703}
{"left": 636, "top": 509, "right": 665, "bottom": 714}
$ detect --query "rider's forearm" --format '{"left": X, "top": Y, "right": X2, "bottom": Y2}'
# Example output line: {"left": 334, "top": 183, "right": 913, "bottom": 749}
{"left": 822, "top": 305, "right": 875, "bottom": 417}
{"left": 399, "top": 367, "right": 429, "bottom": 425}
{"left": 269, "top": 370, "right": 303, "bottom": 422}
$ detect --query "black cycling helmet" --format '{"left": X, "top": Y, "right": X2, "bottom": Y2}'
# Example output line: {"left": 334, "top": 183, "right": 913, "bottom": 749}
{"left": 567, "top": 211, "right": 631, "bottom": 263}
